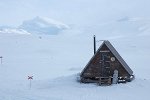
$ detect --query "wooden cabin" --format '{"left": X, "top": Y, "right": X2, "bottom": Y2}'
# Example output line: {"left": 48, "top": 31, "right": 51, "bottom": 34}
{"left": 80, "top": 40, "right": 134, "bottom": 85}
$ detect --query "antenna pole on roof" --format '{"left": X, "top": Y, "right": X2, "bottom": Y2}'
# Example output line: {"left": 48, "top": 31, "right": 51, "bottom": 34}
{"left": 93, "top": 35, "right": 96, "bottom": 54}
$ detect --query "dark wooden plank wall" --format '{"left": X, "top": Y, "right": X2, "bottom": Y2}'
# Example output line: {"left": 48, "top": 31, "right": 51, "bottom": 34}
{"left": 82, "top": 44, "right": 130, "bottom": 79}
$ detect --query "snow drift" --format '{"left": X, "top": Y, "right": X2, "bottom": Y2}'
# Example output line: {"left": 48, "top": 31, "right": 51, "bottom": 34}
{"left": 0, "top": 16, "right": 70, "bottom": 35}
{"left": 0, "top": 27, "right": 30, "bottom": 35}
{"left": 19, "top": 16, "right": 70, "bottom": 35}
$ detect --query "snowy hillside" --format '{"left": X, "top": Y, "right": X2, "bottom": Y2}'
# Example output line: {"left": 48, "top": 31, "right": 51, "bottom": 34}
{"left": 0, "top": 16, "right": 69, "bottom": 35}
{"left": 0, "top": 0, "right": 150, "bottom": 100}
{"left": 19, "top": 16, "right": 69, "bottom": 35}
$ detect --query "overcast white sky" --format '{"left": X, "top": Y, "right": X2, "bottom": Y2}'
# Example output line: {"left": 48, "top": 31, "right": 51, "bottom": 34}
{"left": 0, "top": 0, "right": 150, "bottom": 27}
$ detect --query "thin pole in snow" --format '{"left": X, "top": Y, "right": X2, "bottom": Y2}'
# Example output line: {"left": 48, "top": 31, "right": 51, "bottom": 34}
{"left": 0, "top": 56, "right": 3, "bottom": 64}
{"left": 28, "top": 76, "right": 33, "bottom": 89}
{"left": 30, "top": 79, "right": 31, "bottom": 89}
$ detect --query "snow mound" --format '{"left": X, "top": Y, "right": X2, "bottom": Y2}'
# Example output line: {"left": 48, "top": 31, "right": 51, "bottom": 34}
{"left": 0, "top": 27, "right": 30, "bottom": 35}
{"left": 19, "top": 16, "right": 70, "bottom": 35}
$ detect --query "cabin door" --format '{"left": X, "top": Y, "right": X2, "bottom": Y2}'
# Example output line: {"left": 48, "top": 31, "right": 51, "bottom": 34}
{"left": 100, "top": 51, "right": 111, "bottom": 77}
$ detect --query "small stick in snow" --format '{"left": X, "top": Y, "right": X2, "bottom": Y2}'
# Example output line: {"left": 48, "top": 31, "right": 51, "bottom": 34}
{"left": 28, "top": 76, "right": 33, "bottom": 89}
{"left": 0, "top": 56, "right": 3, "bottom": 64}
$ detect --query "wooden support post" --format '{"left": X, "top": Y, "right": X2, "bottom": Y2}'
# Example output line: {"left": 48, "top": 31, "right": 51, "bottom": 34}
{"left": 108, "top": 76, "right": 112, "bottom": 85}
{"left": 98, "top": 77, "right": 102, "bottom": 86}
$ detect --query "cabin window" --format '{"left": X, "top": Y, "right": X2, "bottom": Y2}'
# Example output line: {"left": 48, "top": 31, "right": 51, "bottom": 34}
{"left": 111, "top": 57, "right": 115, "bottom": 62}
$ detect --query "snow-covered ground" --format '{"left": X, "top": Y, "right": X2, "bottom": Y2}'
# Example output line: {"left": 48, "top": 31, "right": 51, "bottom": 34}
{"left": 0, "top": 27, "right": 150, "bottom": 100}
{"left": 0, "top": 0, "right": 150, "bottom": 100}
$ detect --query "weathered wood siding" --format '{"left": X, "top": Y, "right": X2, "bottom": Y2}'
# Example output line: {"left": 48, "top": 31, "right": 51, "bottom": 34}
{"left": 81, "top": 44, "right": 130, "bottom": 80}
